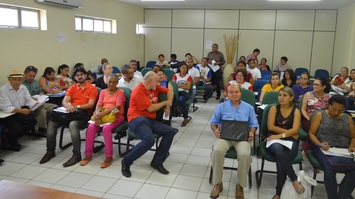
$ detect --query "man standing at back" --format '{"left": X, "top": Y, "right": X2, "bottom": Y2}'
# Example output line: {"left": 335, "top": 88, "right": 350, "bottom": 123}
{"left": 246, "top": 48, "right": 260, "bottom": 63}
{"left": 117, "top": 65, "right": 143, "bottom": 90}
{"left": 121, "top": 71, "right": 176, "bottom": 178}
{"left": 207, "top": 43, "right": 225, "bottom": 100}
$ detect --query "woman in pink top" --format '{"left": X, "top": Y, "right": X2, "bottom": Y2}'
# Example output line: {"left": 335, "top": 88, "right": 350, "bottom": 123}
{"left": 81, "top": 74, "right": 126, "bottom": 168}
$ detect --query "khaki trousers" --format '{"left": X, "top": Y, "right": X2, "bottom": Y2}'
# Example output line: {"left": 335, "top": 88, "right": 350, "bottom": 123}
{"left": 211, "top": 139, "right": 252, "bottom": 187}
{"left": 34, "top": 103, "right": 57, "bottom": 128}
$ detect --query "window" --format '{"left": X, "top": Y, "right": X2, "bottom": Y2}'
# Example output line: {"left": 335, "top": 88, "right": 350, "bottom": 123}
{"left": 0, "top": 5, "right": 41, "bottom": 29}
{"left": 75, "top": 15, "right": 116, "bottom": 34}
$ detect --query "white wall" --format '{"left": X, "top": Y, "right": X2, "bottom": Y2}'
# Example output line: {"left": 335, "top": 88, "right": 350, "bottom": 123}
{"left": 144, "top": 9, "right": 337, "bottom": 76}
{"left": 0, "top": 0, "right": 144, "bottom": 85}
{"left": 333, "top": 3, "right": 355, "bottom": 75}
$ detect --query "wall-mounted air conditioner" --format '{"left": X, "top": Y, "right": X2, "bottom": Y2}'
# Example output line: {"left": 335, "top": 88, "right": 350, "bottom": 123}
{"left": 34, "top": 0, "right": 82, "bottom": 8}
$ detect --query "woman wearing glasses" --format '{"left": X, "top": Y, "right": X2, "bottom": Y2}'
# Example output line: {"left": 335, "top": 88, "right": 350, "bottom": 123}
{"left": 308, "top": 95, "right": 355, "bottom": 199}
{"left": 300, "top": 77, "right": 331, "bottom": 158}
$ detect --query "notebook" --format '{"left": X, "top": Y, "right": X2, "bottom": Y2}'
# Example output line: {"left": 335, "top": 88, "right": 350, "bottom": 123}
{"left": 220, "top": 120, "right": 249, "bottom": 141}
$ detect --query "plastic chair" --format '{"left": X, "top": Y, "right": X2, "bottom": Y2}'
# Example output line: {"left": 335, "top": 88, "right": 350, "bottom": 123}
{"left": 255, "top": 104, "right": 303, "bottom": 188}
{"left": 314, "top": 69, "right": 330, "bottom": 79}
{"left": 146, "top": 61, "right": 156, "bottom": 68}
{"left": 141, "top": 68, "right": 151, "bottom": 77}
{"left": 261, "top": 70, "right": 272, "bottom": 77}
{"left": 262, "top": 91, "right": 279, "bottom": 105}
{"left": 254, "top": 80, "right": 268, "bottom": 92}
{"left": 163, "top": 69, "right": 175, "bottom": 81}
{"left": 112, "top": 66, "right": 120, "bottom": 74}
{"left": 295, "top": 68, "right": 309, "bottom": 77}
{"left": 241, "top": 88, "right": 256, "bottom": 109}
{"left": 298, "top": 95, "right": 308, "bottom": 141}
{"left": 261, "top": 75, "right": 270, "bottom": 80}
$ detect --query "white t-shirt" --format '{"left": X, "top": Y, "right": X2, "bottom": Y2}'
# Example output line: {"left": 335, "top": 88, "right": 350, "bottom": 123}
{"left": 228, "top": 80, "right": 252, "bottom": 90}
{"left": 173, "top": 73, "right": 193, "bottom": 92}
{"left": 117, "top": 75, "right": 143, "bottom": 91}
{"left": 188, "top": 67, "right": 200, "bottom": 89}
{"left": 134, "top": 70, "right": 143, "bottom": 77}
{"left": 247, "top": 67, "right": 261, "bottom": 81}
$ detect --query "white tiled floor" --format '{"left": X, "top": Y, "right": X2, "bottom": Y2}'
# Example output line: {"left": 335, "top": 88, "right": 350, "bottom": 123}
{"left": 1, "top": 98, "right": 355, "bottom": 199}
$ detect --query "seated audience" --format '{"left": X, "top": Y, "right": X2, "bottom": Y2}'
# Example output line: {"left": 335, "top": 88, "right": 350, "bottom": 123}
{"left": 274, "top": 56, "right": 291, "bottom": 72}
{"left": 81, "top": 74, "right": 125, "bottom": 168}
{"left": 281, "top": 69, "right": 297, "bottom": 88}
{"left": 196, "top": 57, "right": 213, "bottom": 102}
{"left": 22, "top": 66, "right": 57, "bottom": 134}
{"left": 258, "top": 58, "right": 270, "bottom": 71}
{"left": 129, "top": 59, "right": 142, "bottom": 77}
{"left": 330, "top": 67, "right": 351, "bottom": 95}
{"left": 246, "top": 48, "right": 260, "bottom": 63}
{"left": 309, "top": 95, "right": 355, "bottom": 199}
{"left": 224, "top": 70, "right": 253, "bottom": 97}
{"left": 301, "top": 77, "right": 331, "bottom": 157}
{"left": 169, "top": 54, "right": 179, "bottom": 71}
{"left": 247, "top": 59, "right": 261, "bottom": 81}
{"left": 56, "top": 64, "right": 73, "bottom": 90}
{"left": 73, "top": 63, "right": 95, "bottom": 84}
{"left": 90, "top": 58, "right": 107, "bottom": 79}
{"left": 117, "top": 64, "right": 143, "bottom": 90}
{"left": 346, "top": 69, "right": 355, "bottom": 110}
{"left": 95, "top": 63, "right": 113, "bottom": 89}
{"left": 210, "top": 84, "right": 258, "bottom": 199}
{"left": 39, "top": 67, "right": 98, "bottom": 167}
{"left": 232, "top": 61, "right": 254, "bottom": 87}
{"left": 187, "top": 58, "right": 200, "bottom": 108}
{"left": 156, "top": 54, "right": 170, "bottom": 67}
{"left": 39, "top": 67, "right": 61, "bottom": 94}
{"left": 121, "top": 72, "right": 176, "bottom": 178}
{"left": 173, "top": 63, "right": 192, "bottom": 127}
{"left": 266, "top": 87, "right": 303, "bottom": 199}
{"left": 292, "top": 72, "right": 313, "bottom": 103}
{"left": 259, "top": 72, "right": 284, "bottom": 102}
{"left": 185, "top": 53, "right": 200, "bottom": 65}
{"left": 0, "top": 70, "right": 38, "bottom": 151}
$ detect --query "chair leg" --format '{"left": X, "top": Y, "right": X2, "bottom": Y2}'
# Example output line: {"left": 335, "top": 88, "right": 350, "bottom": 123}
{"left": 248, "top": 166, "right": 252, "bottom": 189}
{"left": 311, "top": 166, "right": 318, "bottom": 197}
{"left": 255, "top": 158, "right": 265, "bottom": 189}
{"left": 59, "top": 127, "right": 73, "bottom": 150}
{"left": 209, "top": 166, "right": 213, "bottom": 184}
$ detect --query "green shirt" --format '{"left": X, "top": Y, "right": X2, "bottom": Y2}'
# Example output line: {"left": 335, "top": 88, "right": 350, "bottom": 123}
{"left": 22, "top": 79, "right": 41, "bottom": 96}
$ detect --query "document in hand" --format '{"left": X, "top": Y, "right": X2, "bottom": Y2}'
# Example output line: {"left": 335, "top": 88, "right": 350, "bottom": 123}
{"left": 321, "top": 148, "right": 354, "bottom": 159}
{"left": 31, "top": 95, "right": 49, "bottom": 111}
{"left": 46, "top": 91, "right": 66, "bottom": 97}
{"left": 53, "top": 107, "right": 69, "bottom": 113}
{"left": 266, "top": 139, "right": 293, "bottom": 150}
{"left": 208, "top": 60, "right": 220, "bottom": 72}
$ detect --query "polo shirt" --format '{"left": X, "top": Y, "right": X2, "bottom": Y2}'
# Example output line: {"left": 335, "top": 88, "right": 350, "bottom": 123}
{"left": 22, "top": 79, "right": 41, "bottom": 96}
{"left": 292, "top": 84, "right": 313, "bottom": 102}
{"left": 66, "top": 82, "right": 98, "bottom": 114}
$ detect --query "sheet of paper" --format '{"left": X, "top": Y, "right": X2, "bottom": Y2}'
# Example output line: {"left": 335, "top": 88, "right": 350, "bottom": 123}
{"left": 31, "top": 95, "right": 49, "bottom": 111}
{"left": 88, "top": 120, "right": 111, "bottom": 126}
{"left": 46, "top": 91, "right": 66, "bottom": 97}
{"left": 258, "top": 104, "right": 267, "bottom": 110}
{"left": 209, "top": 60, "right": 220, "bottom": 72}
{"left": 163, "top": 112, "right": 169, "bottom": 121}
{"left": 205, "top": 40, "right": 212, "bottom": 50}
{"left": 266, "top": 139, "right": 293, "bottom": 150}
{"left": 53, "top": 107, "right": 69, "bottom": 113}
{"left": 321, "top": 148, "right": 353, "bottom": 158}
{"left": 0, "top": 111, "right": 14, "bottom": 118}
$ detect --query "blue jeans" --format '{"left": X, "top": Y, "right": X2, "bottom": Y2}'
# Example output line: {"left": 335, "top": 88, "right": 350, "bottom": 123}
{"left": 46, "top": 119, "right": 87, "bottom": 157}
{"left": 266, "top": 138, "right": 299, "bottom": 196}
{"left": 315, "top": 147, "right": 355, "bottom": 199}
{"left": 178, "top": 93, "right": 191, "bottom": 118}
{"left": 187, "top": 88, "right": 197, "bottom": 108}
{"left": 122, "top": 116, "right": 176, "bottom": 166}
{"left": 346, "top": 97, "right": 355, "bottom": 111}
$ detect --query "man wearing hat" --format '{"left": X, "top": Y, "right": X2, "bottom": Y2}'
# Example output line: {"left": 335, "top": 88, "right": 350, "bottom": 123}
{"left": 0, "top": 70, "right": 38, "bottom": 151}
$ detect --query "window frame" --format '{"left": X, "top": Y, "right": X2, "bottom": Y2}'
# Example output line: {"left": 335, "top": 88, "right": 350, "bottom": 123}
{"left": 75, "top": 15, "right": 114, "bottom": 34}
{"left": 0, "top": 5, "right": 40, "bottom": 30}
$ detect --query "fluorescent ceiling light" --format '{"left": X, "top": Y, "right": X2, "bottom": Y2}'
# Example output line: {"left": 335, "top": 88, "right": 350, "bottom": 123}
{"left": 267, "top": 0, "right": 321, "bottom": 1}
{"left": 141, "top": 0, "right": 184, "bottom": 1}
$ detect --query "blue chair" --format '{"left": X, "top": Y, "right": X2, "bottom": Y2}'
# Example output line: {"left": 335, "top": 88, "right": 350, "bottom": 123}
{"left": 112, "top": 66, "right": 120, "bottom": 74}
{"left": 261, "top": 70, "right": 272, "bottom": 77}
{"left": 261, "top": 75, "right": 270, "bottom": 80}
{"left": 314, "top": 69, "right": 330, "bottom": 79}
{"left": 295, "top": 68, "right": 309, "bottom": 77}
{"left": 254, "top": 80, "right": 268, "bottom": 92}
{"left": 146, "top": 61, "right": 156, "bottom": 68}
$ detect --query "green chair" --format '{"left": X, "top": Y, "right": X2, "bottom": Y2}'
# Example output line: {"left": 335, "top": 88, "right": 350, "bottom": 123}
{"left": 141, "top": 68, "right": 151, "bottom": 77}
{"left": 241, "top": 88, "right": 256, "bottom": 109}
{"left": 161, "top": 66, "right": 170, "bottom": 70}
{"left": 163, "top": 69, "right": 174, "bottom": 81}
{"left": 209, "top": 147, "right": 253, "bottom": 188}
{"left": 298, "top": 95, "right": 308, "bottom": 141}
{"left": 195, "top": 83, "right": 207, "bottom": 102}
{"left": 262, "top": 91, "right": 279, "bottom": 104}
{"left": 255, "top": 104, "right": 303, "bottom": 188}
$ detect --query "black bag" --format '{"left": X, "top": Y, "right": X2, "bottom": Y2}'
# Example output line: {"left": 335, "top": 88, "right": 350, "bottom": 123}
{"left": 220, "top": 120, "right": 249, "bottom": 141}
{"left": 50, "top": 109, "right": 89, "bottom": 124}
{"left": 171, "top": 103, "right": 183, "bottom": 117}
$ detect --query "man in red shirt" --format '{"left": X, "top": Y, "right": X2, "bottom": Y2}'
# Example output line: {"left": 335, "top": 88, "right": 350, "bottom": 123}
{"left": 121, "top": 71, "right": 175, "bottom": 178}
{"left": 39, "top": 67, "right": 98, "bottom": 167}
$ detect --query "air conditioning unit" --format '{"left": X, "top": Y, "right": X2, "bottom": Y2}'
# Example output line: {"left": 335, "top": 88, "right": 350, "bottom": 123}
{"left": 34, "top": 0, "right": 82, "bottom": 8}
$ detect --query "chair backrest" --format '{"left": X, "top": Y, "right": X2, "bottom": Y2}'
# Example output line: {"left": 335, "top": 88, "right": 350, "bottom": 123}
{"left": 92, "top": 72, "right": 97, "bottom": 79}
{"left": 163, "top": 69, "right": 175, "bottom": 81}
{"left": 261, "top": 75, "right": 270, "bottom": 80}
{"left": 241, "top": 88, "right": 255, "bottom": 109}
{"left": 254, "top": 80, "right": 268, "bottom": 92}
{"left": 262, "top": 91, "right": 279, "bottom": 104}
{"left": 141, "top": 68, "right": 151, "bottom": 77}
{"left": 261, "top": 104, "right": 276, "bottom": 138}
{"left": 112, "top": 66, "right": 120, "bottom": 74}
{"left": 314, "top": 69, "right": 330, "bottom": 79}
{"left": 118, "top": 87, "right": 132, "bottom": 121}
{"left": 170, "top": 81, "right": 179, "bottom": 102}
{"left": 156, "top": 93, "right": 167, "bottom": 122}
{"left": 298, "top": 94, "right": 304, "bottom": 111}
{"left": 146, "top": 61, "right": 156, "bottom": 68}
{"left": 261, "top": 70, "right": 272, "bottom": 77}
{"left": 161, "top": 66, "right": 170, "bottom": 70}
{"left": 295, "top": 68, "right": 309, "bottom": 77}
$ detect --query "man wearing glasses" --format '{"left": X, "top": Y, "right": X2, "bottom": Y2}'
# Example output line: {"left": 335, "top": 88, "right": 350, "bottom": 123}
{"left": 117, "top": 64, "right": 143, "bottom": 91}
{"left": 22, "top": 66, "right": 57, "bottom": 134}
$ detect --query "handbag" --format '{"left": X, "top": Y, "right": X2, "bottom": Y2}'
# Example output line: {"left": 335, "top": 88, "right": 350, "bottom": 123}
{"left": 50, "top": 109, "right": 89, "bottom": 124}
{"left": 280, "top": 170, "right": 317, "bottom": 199}
{"left": 91, "top": 108, "right": 117, "bottom": 123}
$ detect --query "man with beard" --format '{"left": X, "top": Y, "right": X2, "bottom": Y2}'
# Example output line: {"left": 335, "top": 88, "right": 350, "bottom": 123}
{"left": 117, "top": 64, "right": 143, "bottom": 91}
{"left": 39, "top": 67, "right": 98, "bottom": 167}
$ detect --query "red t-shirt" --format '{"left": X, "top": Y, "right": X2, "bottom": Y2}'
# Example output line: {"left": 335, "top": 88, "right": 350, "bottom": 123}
{"left": 127, "top": 83, "right": 169, "bottom": 122}
{"left": 66, "top": 82, "right": 98, "bottom": 114}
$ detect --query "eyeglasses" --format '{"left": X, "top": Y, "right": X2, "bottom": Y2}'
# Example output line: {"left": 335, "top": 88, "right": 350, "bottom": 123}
{"left": 329, "top": 105, "right": 344, "bottom": 113}
{"left": 313, "top": 83, "right": 322, "bottom": 86}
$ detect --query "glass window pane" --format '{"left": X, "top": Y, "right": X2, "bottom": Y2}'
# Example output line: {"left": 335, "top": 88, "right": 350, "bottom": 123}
{"left": 82, "top": 18, "right": 93, "bottom": 31}
{"left": 0, "top": 7, "right": 18, "bottom": 26}
{"left": 75, "top": 17, "right": 81, "bottom": 30}
{"left": 94, "top": 20, "right": 103, "bottom": 32}
{"left": 21, "top": 10, "right": 38, "bottom": 28}
{"left": 103, "top": 21, "right": 111, "bottom": 32}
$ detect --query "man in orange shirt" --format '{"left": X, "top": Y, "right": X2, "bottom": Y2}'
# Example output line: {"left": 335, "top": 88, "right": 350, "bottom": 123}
{"left": 121, "top": 71, "right": 176, "bottom": 178}
{"left": 39, "top": 67, "right": 98, "bottom": 167}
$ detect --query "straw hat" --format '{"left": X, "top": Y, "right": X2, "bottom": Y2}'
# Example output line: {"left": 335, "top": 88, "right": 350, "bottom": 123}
{"left": 8, "top": 70, "right": 24, "bottom": 78}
